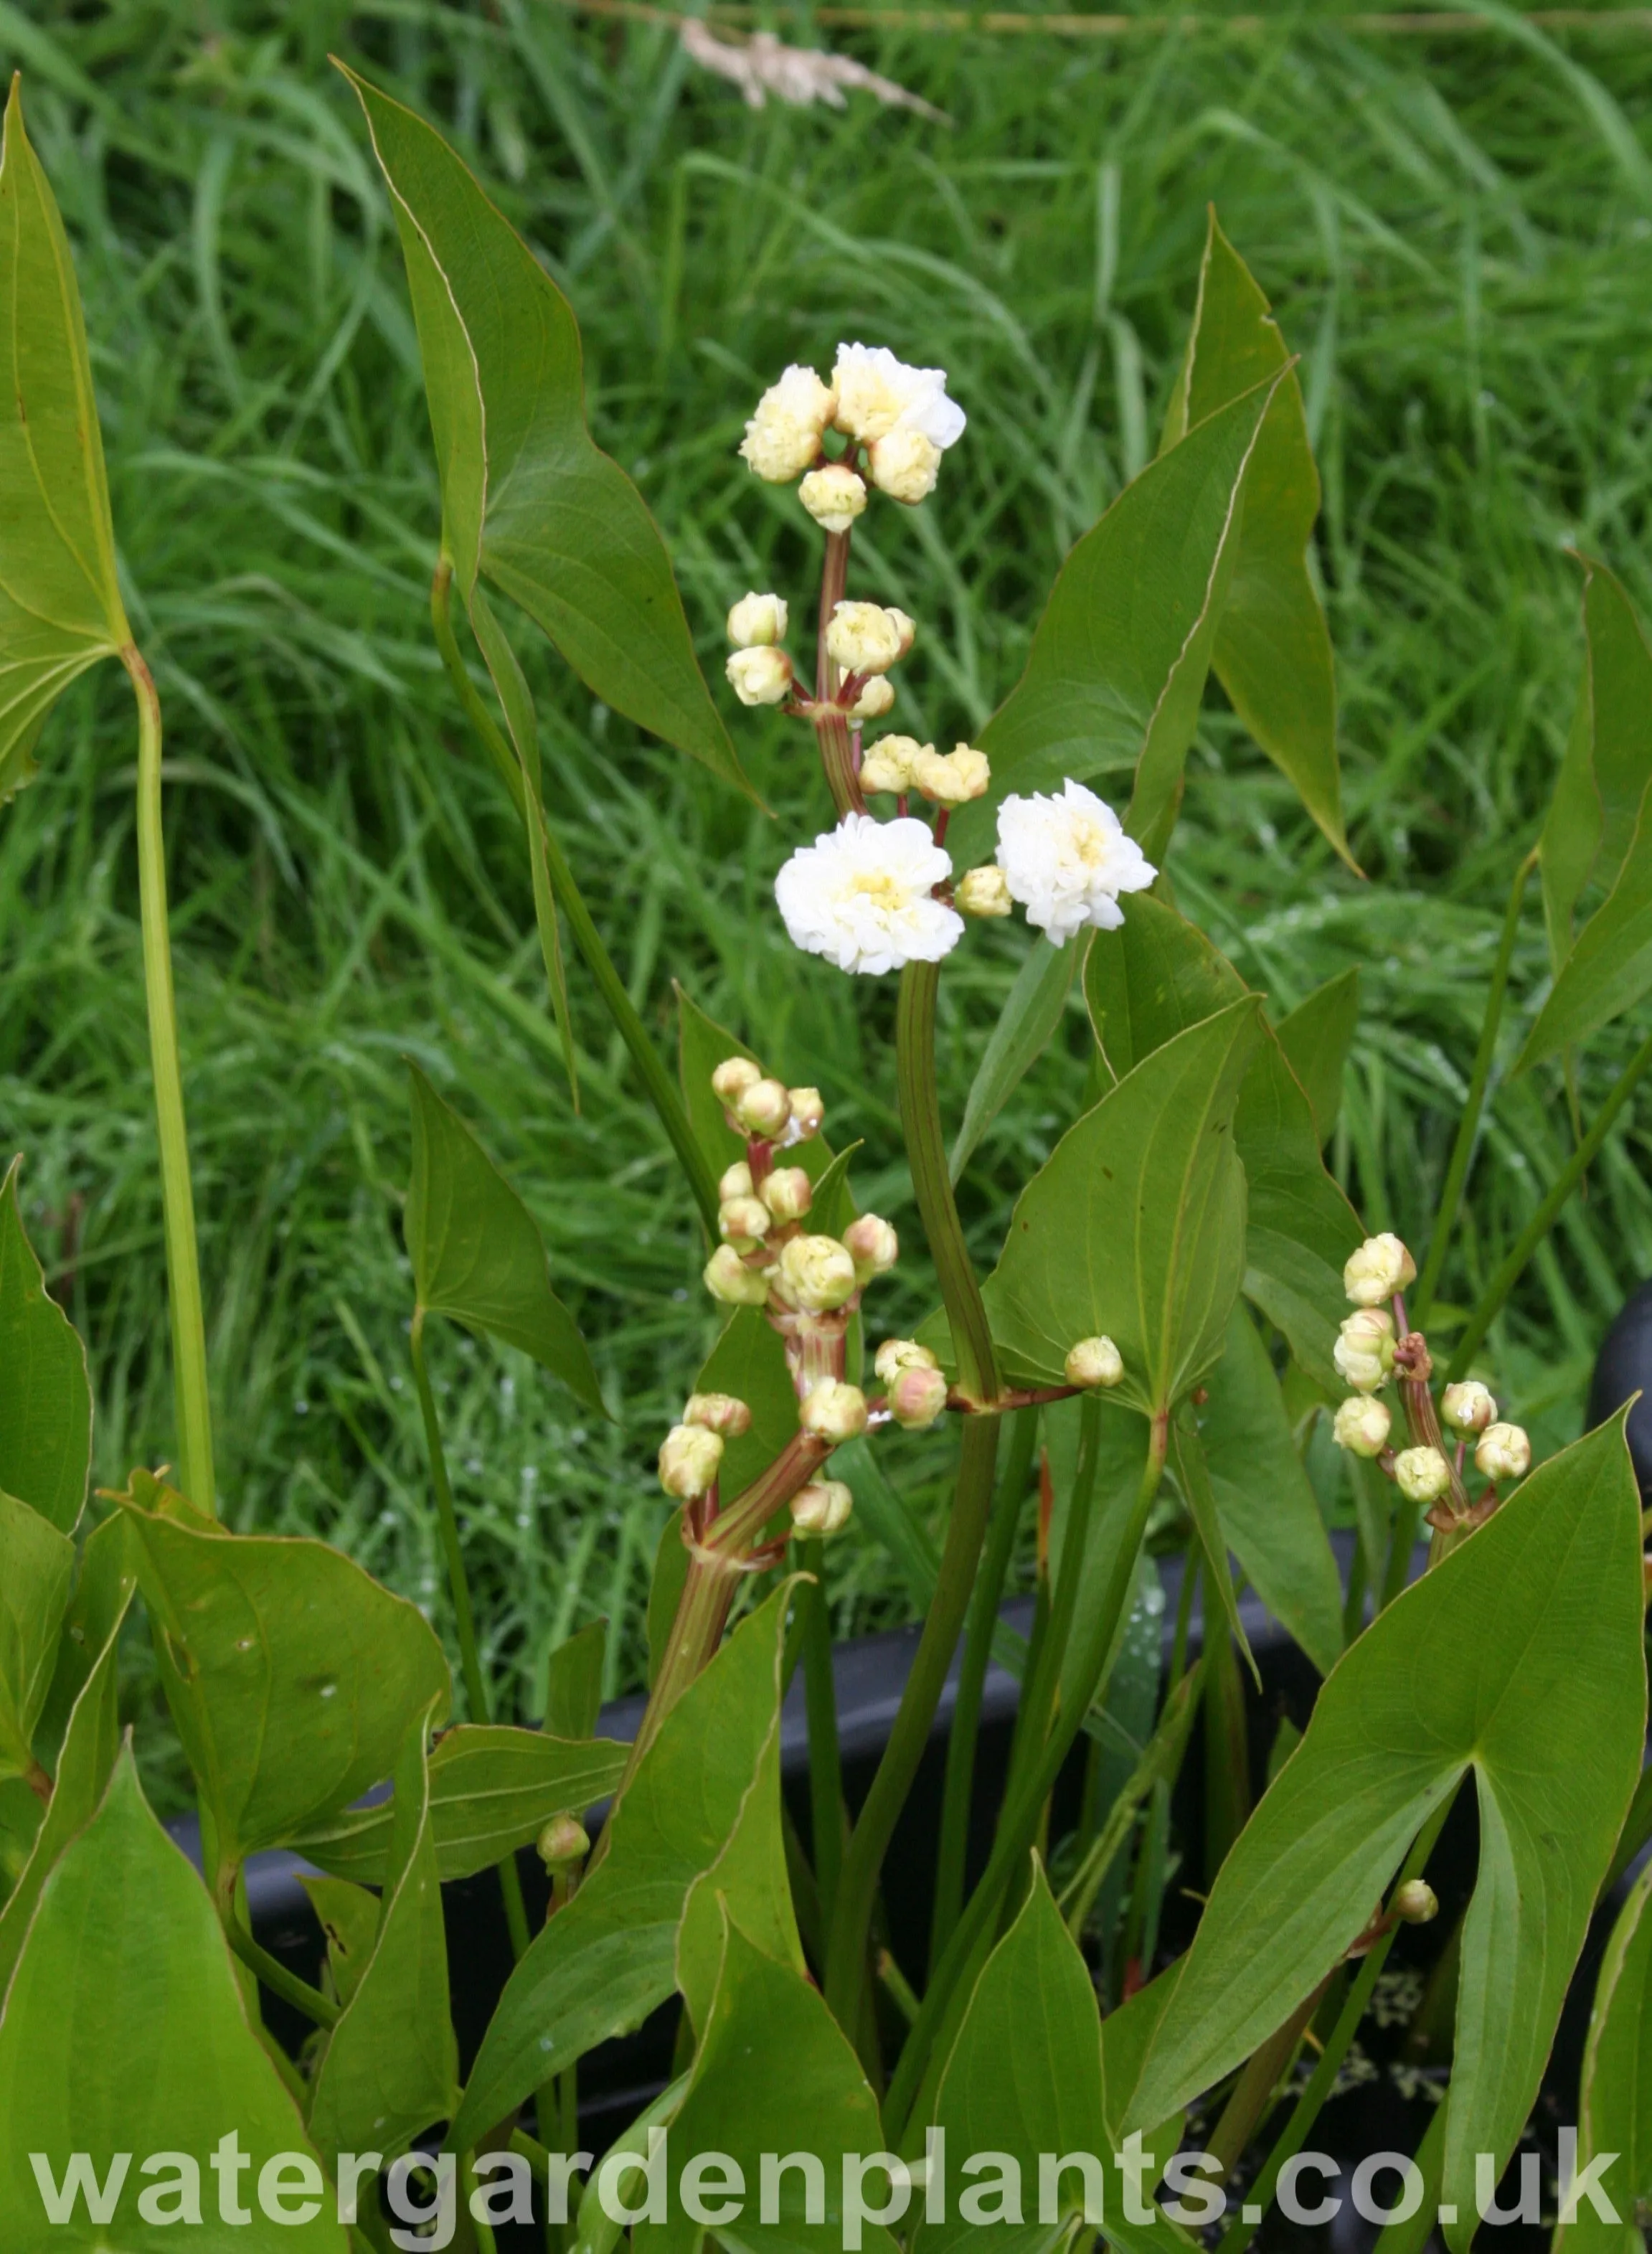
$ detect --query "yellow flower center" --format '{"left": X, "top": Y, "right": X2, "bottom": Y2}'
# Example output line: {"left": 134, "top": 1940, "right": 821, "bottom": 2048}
{"left": 848, "top": 872, "right": 908, "bottom": 910}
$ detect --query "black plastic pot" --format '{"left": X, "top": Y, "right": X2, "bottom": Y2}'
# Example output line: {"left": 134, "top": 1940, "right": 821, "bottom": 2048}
{"left": 1587, "top": 1280, "right": 1652, "bottom": 1499}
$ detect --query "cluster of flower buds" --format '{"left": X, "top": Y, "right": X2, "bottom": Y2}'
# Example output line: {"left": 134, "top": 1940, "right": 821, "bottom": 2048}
{"left": 656, "top": 1389, "right": 755, "bottom": 1501}
{"left": 1328, "top": 1234, "right": 1532, "bottom": 1522}
{"left": 859, "top": 734, "right": 991, "bottom": 810}
{"left": 739, "top": 343, "right": 967, "bottom": 514}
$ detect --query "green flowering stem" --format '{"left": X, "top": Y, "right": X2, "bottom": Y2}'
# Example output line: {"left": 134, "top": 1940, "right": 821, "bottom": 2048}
{"left": 928, "top": 1405, "right": 1038, "bottom": 1976}
{"left": 120, "top": 646, "right": 216, "bottom": 1516}
{"left": 884, "top": 1409, "right": 1169, "bottom": 2143}
{"left": 410, "top": 1308, "right": 533, "bottom": 1965}
{"left": 823, "top": 958, "right": 1001, "bottom": 2040}
{"left": 430, "top": 559, "right": 719, "bottom": 1232}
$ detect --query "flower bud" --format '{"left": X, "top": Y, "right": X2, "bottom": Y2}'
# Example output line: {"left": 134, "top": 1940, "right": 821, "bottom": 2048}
{"left": 799, "top": 1380, "right": 869, "bottom": 1443}
{"left": 868, "top": 426, "right": 943, "bottom": 504}
{"left": 889, "top": 1362, "right": 949, "bottom": 1430}
{"left": 775, "top": 1233, "right": 859, "bottom": 1314}
{"left": 874, "top": 1337, "right": 939, "bottom": 1387}
{"left": 1441, "top": 1380, "right": 1497, "bottom": 1434}
{"left": 712, "top": 1056, "right": 763, "bottom": 1104}
{"left": 787, "top": 1087, "right": 825, "bottom": 1140}
{"left": 1332, "top": 1395, "right": 1392, "bottom": 1458}
{"left": 1065, "top": 1335, "right": 1124, "bottom": 1389}
{"left": 1394, "top": 1446, "right": 1451, "bottom": 1505}
{"left": 1392, "top": 1880, "right": 1438, "bottom": 1925}
{"left": 1344, "top": 1232, "right": 1417, "bottom": 1308}
{"left": 798, "top": 464, "right": 867, "bottom": 534}
{"left": 740, "top": 363, "right": 836, "bottom": 482}
{"left": 684, "top": 1392, "right": 752, "bottom": 1438}
{"left": 760, "top": 1166, "right": 813, "bottom": 1224}
{"left": 790, "top": 1477, "right": 854, "bottom": 1536}
{"left": 726, "top": 591, "right": 788, "bottom": 647}
{"left": 659, "top": 1421, "right": 724, "bottom": 1499}
{"left": 735, "top": 1077, "right": 793, "bottom": 1139}
{"left": 537, "top": 1814, "right": 590, "bottom": 1869}
{"left": 887, "top": 608, "right": 917, "bottom": 659}
{"left": 843, "top": 1212, "right": 898, "bottom": 1281}
{"left": 719, "top": 1194, "right": 772, "bottom": 1246}
{"left": 826, "top": 600, "right": 904, "bottom": 677}
{"left": 849, "top": 676, "right": 896, "bottom": 721}
{"left": 1474, "top": 1422, "right": 1531, "bottom": 1482}
{"left": 914, "top": 744, "right": 991, "bottom": 806}
{"left": 859, "top": 734, "right": 926, "bottom": 796}
{"left": 726, "top": 645, "right": 794, "bottom": 707}
{"left": 704, "top": 1244, "right": 770, "bottom": 1307}
{"left": 1334, "top": 1307, "right": 1395, "bottom": 1394}
{"left": 717, "top": 1159, "right": 755, "bottom": 1202}
{"left": 955, "top": 864, "right": 1013, "bottom": 918}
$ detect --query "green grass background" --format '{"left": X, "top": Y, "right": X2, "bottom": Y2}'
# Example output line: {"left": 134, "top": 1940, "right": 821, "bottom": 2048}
{"left": 6, "top": 0, "right": 1652, "bottom": 1774}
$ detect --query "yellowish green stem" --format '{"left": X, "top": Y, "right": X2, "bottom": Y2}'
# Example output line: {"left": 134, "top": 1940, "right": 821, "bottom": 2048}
{"left": 121, "top": 645, "right": 215, "bottom": 1516}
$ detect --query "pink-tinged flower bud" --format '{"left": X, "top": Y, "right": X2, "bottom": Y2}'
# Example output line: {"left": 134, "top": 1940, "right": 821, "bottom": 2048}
{"left": 727, "top": 591, "right": 788, "bottom": 647}
{"left": 914, "top": 745, "right": 990, "bottom": 806}
{"left": 1441, "top": 1380, "right": 1497, "bottom": 1434}
{"left": 775, "top": 1233, "right": 858, "bottom": 1314}
{"left": 843, "top": 1213, "right": 898, "bottom": 1281}
{"left": 1065, "top": 1335, "right": 1123, "bottom": 1389}
{"left": 735, "top": 1078, "right": 793, "bottom": 1139}
{"left": 955, "top": 864, "right": 1012, "bottom": 918}
{"left": 849, "top": 676, "right": 896, "bottom": 721}
{"left": 712, "top": 1057, "right": 762, "bottom": 1105}
{"left": 859, "top": 734, "right": 927, "bottom": 796}
{"left": 1394, "top": 1446, "right": 1451, "bottom": 1505}
{"left": 1392, "top": 1880, "right": 1438, "bottom": 1925}
{"left": 874, "top": 1337, "right": 938, "bottom": 1387}
{"left": 790, "top": 1478, "right": 854, "bottom": 1535}
{"left": 787, "top": 1086, "right": 825, "bottom": 1140}
{"left": 1474, "top": 1422, "right": 1531, "bottom": 1482}
{"left": 726, "top": 645, "right": 794, "bottom": 707}
{"left": 719, "top": 1194, "right": 772, "bottom": 1247}
{"left": 1334, "top": 1308, "right": 1394, "bottom": 1394}
{"left": 1332, "top": 1396, "right": 1392, "bottom": 1458}
{"left": 798, "top": 464, "right": 867, "bottom": 534}
{"left": 718, "top": 1159, "right": 755, "bottom": 1202}
{"left": 659, "top": 1422, "right": 724, "bottom": 1499}
{"left": 889, "top": 1363, "right": 949, "bottom": 1430}
{"left": 684, "top": 1392, "right": 752, "bottom": 1438}
{"left": 1344, "top": 1232, "right": 1417, "bottom": 1307}
{"left": 826, "top": 600, "right": 905, "bottom": 676}
{"left": 537, "top": 1814, "right": 590, "bottom": 1868}
{"left": 704, "top": 1245, "right": 770, "bottom": 1307}
{"left": 799, "top": 1380, "right": 868, "bottom": 1443}
{"left": 760, "top": 1166, "right": 813, "bottom": 1224}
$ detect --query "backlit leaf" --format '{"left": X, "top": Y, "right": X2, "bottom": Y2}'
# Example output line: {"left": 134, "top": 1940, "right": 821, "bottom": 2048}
{"left": 453, "top": 1583, "right": 793, "bottom": 2149}
{"left": 981, "top": 999, "right": 1261, "bottom": 1414}
{"left": 341, "top": 66, "right": 747, "bottom": 796}
{"left": 953, "top": 375, "right": 1283, "bottom": 869}
{"left": 0, "top": 77, "right": 131, "bottom": 803}
{"left": 1128, "top": 1416, "right": 1646, "bottom": 2250}
{"left": 291, "top": 1723, "right": 628, "bottom": 1886}
{"left": 308, "top": 1707, "right": 459, "bottom": 2164}
{"left": 121, "top": 1497, "right": 450, "bottom": 1890}
{"left": 0, "top": 1752, "right": 345, "bottom": 2250}
{"left": 1160, "top": 211, "right": 1347, "bottom": 863}
{"left": 406, "top": 1061, "right": 604, "bottom": 1415}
